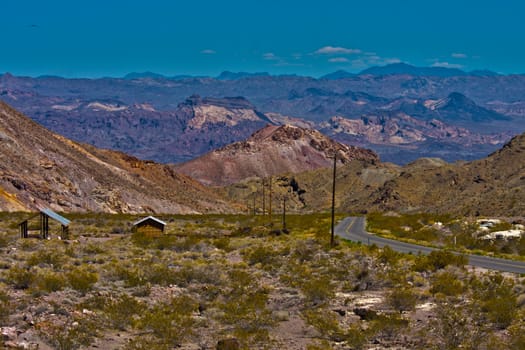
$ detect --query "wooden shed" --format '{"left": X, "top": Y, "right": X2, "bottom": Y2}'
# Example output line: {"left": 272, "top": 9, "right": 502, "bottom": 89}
{"left": 132, "top": 216, "right": 166, "bottom": 236}
{"left": 19, "top": 208, "right": 71, "bottom": 239}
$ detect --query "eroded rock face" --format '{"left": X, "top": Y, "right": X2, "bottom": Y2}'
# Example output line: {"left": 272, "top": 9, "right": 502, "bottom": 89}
{"left": 0, "top": 101, "right": 235, "bottom": 214}
{"left": 175, "top": 124, "right": 379, "bottom": 186}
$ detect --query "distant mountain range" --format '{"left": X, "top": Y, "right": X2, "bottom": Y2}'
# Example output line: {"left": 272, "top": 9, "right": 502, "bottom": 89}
{"left": 1, "top": 63, "right": 524, "bottom": 164}
{"left": 121, "top": 63, "right": 502, "bottom": 81}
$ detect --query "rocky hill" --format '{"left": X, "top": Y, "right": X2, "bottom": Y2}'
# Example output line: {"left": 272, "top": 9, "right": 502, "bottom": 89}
{"left": 225, "top": 131, "right": 525, "bottom": 217}
{"left": 0, "top": 101, "right": 234, "bottom": 213}
{"left": 174, "top": 124, "right": 379, "bottom": 186}
{"left": 365, "top": 132, "right": 525, "bottom": 216}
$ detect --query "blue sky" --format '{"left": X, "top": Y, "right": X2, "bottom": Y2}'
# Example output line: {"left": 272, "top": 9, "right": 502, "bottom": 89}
{"left": 2, "top": 0, "right": 524, "bottom": 77}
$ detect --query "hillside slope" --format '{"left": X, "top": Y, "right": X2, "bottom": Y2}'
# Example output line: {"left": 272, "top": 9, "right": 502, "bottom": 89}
{"left": 224, "top": 132, "right": 525, "bottom": 217}
{"left": 174, "top": 124, "right": 379, "bottom": 186}
{"left": 0, "top": 101, "right": 234, "bottom": 213}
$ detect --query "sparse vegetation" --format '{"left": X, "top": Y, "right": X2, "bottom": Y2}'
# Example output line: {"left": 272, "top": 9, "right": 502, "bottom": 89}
{"left": 0, "top": 212, "right": 524, "bottom": 349}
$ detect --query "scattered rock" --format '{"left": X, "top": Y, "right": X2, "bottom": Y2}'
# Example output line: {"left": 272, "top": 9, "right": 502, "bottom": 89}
{"left": 353, "top": 307, "right": 378, "bottom": 321}
{"left": 217, "top": 338, "right": 240, "bottom": 350}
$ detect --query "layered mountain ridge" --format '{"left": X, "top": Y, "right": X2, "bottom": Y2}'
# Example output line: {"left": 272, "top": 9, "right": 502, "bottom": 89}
{"left": 1, "top": 66, "right": 524, "bottom": 164}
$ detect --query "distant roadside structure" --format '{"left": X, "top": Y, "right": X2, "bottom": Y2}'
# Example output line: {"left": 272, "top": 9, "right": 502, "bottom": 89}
{"left": 132, "top": 216, "right": 166, "bottom": 236}
{"left": 19, "top": 208, "right": 71, "bottom": 239}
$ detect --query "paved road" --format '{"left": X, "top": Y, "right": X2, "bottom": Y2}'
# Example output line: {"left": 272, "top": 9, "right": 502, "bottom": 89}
{"left": 335, "top": 216, "right": 525, "bottom": 274}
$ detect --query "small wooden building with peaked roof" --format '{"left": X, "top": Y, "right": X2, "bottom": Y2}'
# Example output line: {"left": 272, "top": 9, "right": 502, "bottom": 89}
{"left": 19, "top": 208, "right": 71, "bottom": 239}
{"left": 132, "top": 216, "right": 166, "bottom": 236}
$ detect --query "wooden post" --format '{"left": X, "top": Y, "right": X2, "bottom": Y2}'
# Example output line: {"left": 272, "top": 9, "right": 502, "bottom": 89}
{"left": 269, "top": 177, "right": 272, "bottom": 223}
{"left": 253, "top": 192, "right": 256, "bottom": 216}
{"left": 262, "top": 179, "right": 265, "bottom": 216}
{"left": 331, "top": 153, "right": 337, "bottom": 247}
{"left": 282, "top": 196, "right": 287, "bottom": 231}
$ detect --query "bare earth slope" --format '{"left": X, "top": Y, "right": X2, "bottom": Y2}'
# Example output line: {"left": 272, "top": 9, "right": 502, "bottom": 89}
{"left": 366, "top": 132, "right": 525, "bottom": 216}
{"left": 174, "top": 124, "right": 379, "bottom": 186}
{"left": 223, "top": 132, "right": 524, "bottom": 217}
{"left": 0, "top": 101, "right": 234, "bottom": 213}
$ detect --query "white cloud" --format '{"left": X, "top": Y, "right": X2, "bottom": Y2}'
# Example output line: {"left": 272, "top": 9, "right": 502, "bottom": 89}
{"left": 200, "top": 49, "right": 216, "bottom": 55}
{"left": 328, "top": 57, "right": 349, "bottom": 63}
{"left": 314, "top": 46, "right": 361, "bottom": 55}
{"left": 432, "top": 61, "right": 464, "bottom": 69}
{"left": 451, "top": 53, "right": 467, "bottom": 59}
{"left": 263, "top": 52, "right": 279, "bottom": 60}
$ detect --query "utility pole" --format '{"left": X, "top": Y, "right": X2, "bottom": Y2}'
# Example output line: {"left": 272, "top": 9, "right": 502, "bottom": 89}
{"left": 252, "top": 191, "right": 256, "bottom": 216}
{"left": 268, "top": 176, "right": 272, "bottom": 223}
{"left": 282, "top": 195, "right": 287, "bottom": 232}
{"left": 262, "top": 179, "right": 265, "bottom": 216}
{"left": 330, "top": 153, "right": 337, "bottom": 247}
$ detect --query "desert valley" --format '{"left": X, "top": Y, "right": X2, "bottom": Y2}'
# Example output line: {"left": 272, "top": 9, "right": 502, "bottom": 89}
{"left": 1, "top": 66, "right": 525, "bottom": 349}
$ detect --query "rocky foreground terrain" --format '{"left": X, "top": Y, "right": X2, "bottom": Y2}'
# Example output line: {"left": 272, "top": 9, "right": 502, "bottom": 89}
{"left": 0, "top": 101, "right": 234, "bottom": 213}
{"left": 1, "top": 213, "right": 525, "bottom": 350}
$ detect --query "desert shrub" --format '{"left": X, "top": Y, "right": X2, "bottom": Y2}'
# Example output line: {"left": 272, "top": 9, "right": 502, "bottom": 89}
{"left": 110, "top": 264, "right": 147, "bottom": 287}
{"left": 386, "top": 286, "right": 417, "bottom": 312}
{"left": 178, "top": 263, "right": 223, "bottom": 286}
{"left": 429, "top": 301, "right": 490, "bottom": 350}
{"left": 217, "top": 269, "right": 274, "bottom": 345}
{"left": 377, "top": 245, "right": 402, "bottom": 265}
{"left": 81, "top": 292, "right": 145, "bottom": 331}
{"left": 304, "top": 308, "right": 368, "bottom": 348}
{"left": 413, "top": 250, "right": 466, "bottom": 272}
{"left": 304, "top": 308, "right": 345, "bottom": 342}
{"left": 307, "top": 340, "right": 334, "bottom": 350}
{"left": 125, "top": 335, "right": 172, "bottom": 350}
{"left": 33, "top": 269, "right": 67, "bottom": 293}
{"left": 6, "top": 265, "right": 33, "bottom": 289}
{"left": 301, "top": 274, "right": 335, "bottom": 305}
{"left": 38, "top": 316, "right": 98, "bottom": 350}
{"left": 0, "top": 287, "right": 10, "bottom": 322}
{"left": 370, "top": 313, "right": 409, "bottom": 340}
{"left": 104, "top": 293, "right": 145, "bottom": 330}
{"left": 137, "top": 295, "right": 197, "bottom": 346}
{"left": 82, "top": 243, "right": 106, "bottom": 255}
{"left": 27, "top": 248, "right": 65, "bottom": 268}
{"left": 213, "top": 236, "right": 232, "bottom": 251}
{"left": 144, "top": 263, "right": 178, "bottom": 286}
{"left": 430, "top": 271, "right": 464, "bottom": 296}
{"left": 0, "top": 233, "right": 9, "bottom": 248}
{"left": 243, "top": 244, "right": 288, "bottom": 269}
{"left": 67, "top": 266, "right": 98, "bottom": 293}
{"left": 292, "top": 239, "right": 318, "bottom": 262}
{"left": 471, "top": 273, "right": 517, "bottom": 329}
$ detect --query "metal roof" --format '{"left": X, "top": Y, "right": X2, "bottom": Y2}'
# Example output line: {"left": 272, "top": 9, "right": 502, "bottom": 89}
{"left": 40, "top": 208, "right": 71, "bottom": 226}
{"left": 132, "top": 216, "right": 167, "bottom": 227}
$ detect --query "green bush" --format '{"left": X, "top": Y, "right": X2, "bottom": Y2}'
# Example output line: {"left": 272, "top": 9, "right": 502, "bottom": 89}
{"left": 430, "top": 271, "right": 464, "bottom": 296}
{"left": 386, "top": 286, "right": 417, "bottom": 313}
{"left": 33, "top": 269, "right": 67, "bottom": 293}
{"left": 67, "top": 266, "right": 98, "bottom": 293}
{"left": 413, "top": 250, "right": 466, "bottom": 272}
{"left": 0, "top": 287, "right": 10, "bottom": 322}
{"left": 38, "top": 317, "right": 98, "bottom": 350}
{"left": 7, "top": 265, "right": 33, "bottom": 289}
{"left": 27, "top": 249, "right": 65, "bottom": 268}
{"left": 137, "top": 295, "right": 197, "bottom": 346}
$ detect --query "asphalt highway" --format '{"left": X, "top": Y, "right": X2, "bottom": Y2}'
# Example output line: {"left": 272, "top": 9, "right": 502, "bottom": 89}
{"left": 335, "top": 216, "right": 525, "bottom": 274}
